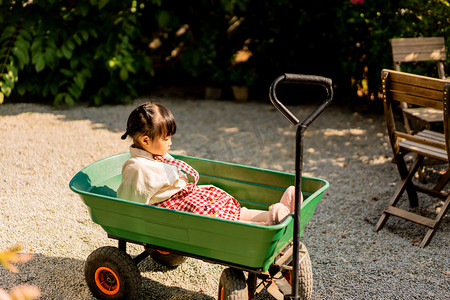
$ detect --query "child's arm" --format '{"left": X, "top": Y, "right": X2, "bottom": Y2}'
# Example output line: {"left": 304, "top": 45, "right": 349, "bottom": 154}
{"left": 118, "top": 162, "right": 165, "bottom": 204}
{"left": 119, "top": 159, "right": 187, "bottom": 205}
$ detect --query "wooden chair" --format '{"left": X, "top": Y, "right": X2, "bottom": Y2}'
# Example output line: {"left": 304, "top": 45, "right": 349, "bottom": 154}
{"left": 391, "top": 37, "right": 448, "bottom": 133}
{"left": 375, "top": 69, "right": 450, "bottom": 247}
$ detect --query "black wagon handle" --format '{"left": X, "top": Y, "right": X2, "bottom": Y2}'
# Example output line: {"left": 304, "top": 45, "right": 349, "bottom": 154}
{"left": 269, "top": 73, "right": 333, "bottom": 127}
{"left": 269, "top": 73, "right": 333, "bottom": 300}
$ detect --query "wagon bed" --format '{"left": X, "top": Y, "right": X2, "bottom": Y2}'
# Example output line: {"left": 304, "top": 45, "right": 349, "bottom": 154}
{"left": 70, "top": 152, "right": 328, "bottom": 272}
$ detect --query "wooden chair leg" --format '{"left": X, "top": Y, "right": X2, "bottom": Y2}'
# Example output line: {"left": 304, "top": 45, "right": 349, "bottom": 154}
{"left": 374, "top": 156, "right": 422, "bottom": 232}
{"left": 433, "top": 169, "right": 450, "bottom": 192}
{"left": 419, "top": 194, "right": 450, "bottom": 247}
{"left": 398, "top": 155, "right": 423, "bottom": 207}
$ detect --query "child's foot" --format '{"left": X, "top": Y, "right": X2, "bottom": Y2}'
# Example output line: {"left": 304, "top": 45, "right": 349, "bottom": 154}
{"left": 266, "top": 186, "right": 303, "bottom": 225}
{"left": 266, "top": 203, "right": 291, "bottom": 225}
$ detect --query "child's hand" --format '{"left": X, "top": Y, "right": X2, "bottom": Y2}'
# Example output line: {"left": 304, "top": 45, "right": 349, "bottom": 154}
{"left": 179, "top": 171, "right": 189, "bottom": 183}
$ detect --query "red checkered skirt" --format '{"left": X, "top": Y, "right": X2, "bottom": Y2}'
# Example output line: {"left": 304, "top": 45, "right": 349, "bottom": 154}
{"left": 153, "top": 156, "right": 241, "bottom": 221}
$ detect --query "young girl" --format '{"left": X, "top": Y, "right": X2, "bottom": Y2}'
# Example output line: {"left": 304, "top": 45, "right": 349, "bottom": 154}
{"left": 117, "top": 102, "right": 297, "bottom": 225}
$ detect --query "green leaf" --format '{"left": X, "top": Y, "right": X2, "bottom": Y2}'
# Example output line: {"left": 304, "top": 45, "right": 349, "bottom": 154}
{"left": 61, "top": 44, "right": 72, "bottom": 59}
{"left": 1, "top": 26, "right": 16, "bottom": 41}
{"left": 0, "top": 92, "right": 4, "bottom": 104}
{"left": 31, "top": 37, "right": 43, "bottom": 52}
{"left": 78, "top": 3, "right": 90, "bottom": 16}
{"left": 98, "top": 0, "right": 110, "bottom": 9}
{"left": 73, "top": 34, "right": 82, "bottom": 45}
{"left": 1, "top": 84, "right": 12, "bottom": 97}
{"left": 66, "top": 39, "right": 76, "bottom": 51}
{"left": 88, "top": 28, "right": 98, "bottom": 39}
{"left": 50, "top": 82, "right": 59, "bottom": 95}
{"left": 35, "top": 53, "right": 45, "bottom": 72}
{"left": 15, "top": 38, "right": 30, "bottom": 51}
{"left": 93, "top": 95, "right": 101, "bottom": 106}
{"left": 119, "top": 68, "right": 128, "bottom": 81}
{"left": 54, "top": 93, "right": 65, "bottom": 106}
{"left": 74, "top": 74, "right": 86, "bottom": 89}
{"left": 12, "top": 47, "right": 27, "bottom": 68}
{"left": 155, "top": 10, "right": 172, "bottom": 28}
{"left": 114, "top": 16, "right": 124, "bottom": 25}
{"left": 125, "top": 63, "right": 136, "bottom": 73}
{"left": 81, "top": 68, "right": 92, "bottom": 78}
{"left": 56, "top": 49, "right": 63, "bottom": 59}
{"left": 44, "top": 49, "right": 57, "bottom": 69}
{"left": 65, "top": 94, "right": 74, "bottom": 106}
{"left": 3, "top": 73, "right": 14, "bottom": 87}
{"left": 60, "top": 69, "right": 74, "bottom": 77}
{"left": 70, "top": 59, "right": 78, "bottom": 69}
{"left": 18, "top": 29, "right": 32, "bottom": 42}
{"left": 42, "top": 83, "right": 49, "bottom": 97}
{"left": 16, "top": 84, "right": 26, "bottom": 96}
{"left": 80, "top": 30, "right": 89, "bottom": 42}
{"left": 68, "top": 84, "right": 82, "bottom": 99}
{"left": 9, "top": 64, "right": 18, "bottom": 78}
{"left": 31, "top": 51, "right": 43, "bottom": 64}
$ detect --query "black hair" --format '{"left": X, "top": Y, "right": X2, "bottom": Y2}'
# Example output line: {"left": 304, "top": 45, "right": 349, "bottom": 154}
{"left": 121, "top": 102, "right": 176, "bottom": 141}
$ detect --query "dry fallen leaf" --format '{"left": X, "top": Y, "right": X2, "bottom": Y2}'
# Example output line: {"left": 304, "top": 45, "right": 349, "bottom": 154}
{"left": 8, "top": 285, "right": 40, "bottom": 300}
{"left": 0, "top": 245, "right": 33, "bottom": 273}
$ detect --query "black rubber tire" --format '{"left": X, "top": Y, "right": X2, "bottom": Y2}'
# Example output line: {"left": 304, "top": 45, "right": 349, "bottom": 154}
{"left": 84, "top": 246, "right": 142, "bottom": 300}
{"left": 146, "top": 247, "right": 187, "bottom": 268}
{"left": 218, "top": 268, "right": 248, "bottom": 300}
{"left": 285, "top": 242, "right": 313, "bottom": 300}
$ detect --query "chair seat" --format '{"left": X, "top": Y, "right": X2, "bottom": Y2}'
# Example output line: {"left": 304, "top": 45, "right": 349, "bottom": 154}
{"left": 402, "top": 107, "right": 443, "bottom": 124}
{"left": 399, "top": 130, "right": 447, "bottom": 161}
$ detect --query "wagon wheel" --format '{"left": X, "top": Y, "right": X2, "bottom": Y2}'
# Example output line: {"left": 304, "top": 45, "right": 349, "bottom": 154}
{"left": 283, "top": 242, "right": 313, "bottom": 300}
{"left": 85, "top": 246, "right": 142, "bottom": 300}
{"left": 218, "top": 268, "right": 248, "bottom": 300}
{"left": 145, "top": 247, "right": 187, "bottom": 268}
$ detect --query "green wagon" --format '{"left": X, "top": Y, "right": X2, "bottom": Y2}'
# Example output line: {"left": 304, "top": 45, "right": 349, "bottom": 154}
{"left": 70, "top": 74, "right": 333, "bottom": 300}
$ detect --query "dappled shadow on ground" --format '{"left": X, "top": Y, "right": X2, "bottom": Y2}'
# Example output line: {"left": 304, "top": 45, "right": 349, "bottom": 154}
{"left": 0, "top": 252, "right": 216, "bottom": 300}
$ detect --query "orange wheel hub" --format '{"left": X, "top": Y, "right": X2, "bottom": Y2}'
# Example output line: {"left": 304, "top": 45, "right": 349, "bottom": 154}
{"left": 284, "top": 270, "right": 291, "bottom": 284}
{"left": 95, "top": 266, "right": 120, "bottom": 295}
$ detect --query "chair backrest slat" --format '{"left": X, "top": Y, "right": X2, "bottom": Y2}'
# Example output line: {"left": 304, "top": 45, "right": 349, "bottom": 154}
{"left": 391, "top": 37, "right": 446, "bottom": 63}
{"left": 387, "top": 71, "right": 446, "bottom": 109}
{"left": 390, "top": 92, "right": 443, "bottom": 110}
{"left": 391, "top": 37, "right": 448, "bottom": 80}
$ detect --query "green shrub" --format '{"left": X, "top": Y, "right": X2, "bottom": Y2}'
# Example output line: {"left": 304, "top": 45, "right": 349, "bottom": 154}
{"left": 0, "top": 0, "right": 448, "bottom": 106}
{"left": 0, "top": 0, "right": 155, "bottom": 105}
{"left": 334, "top": 0, "right": 449, "bottom": 103}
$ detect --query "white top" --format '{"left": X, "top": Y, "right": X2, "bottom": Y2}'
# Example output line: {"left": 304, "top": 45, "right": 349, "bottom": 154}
{"left": 117, "top": 146, "right": 188, "bottom": 205}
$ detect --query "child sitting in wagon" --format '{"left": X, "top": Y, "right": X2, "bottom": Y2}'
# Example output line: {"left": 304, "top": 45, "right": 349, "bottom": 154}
{"left": 117, "top": 102, "right": 297, "bottom": 225}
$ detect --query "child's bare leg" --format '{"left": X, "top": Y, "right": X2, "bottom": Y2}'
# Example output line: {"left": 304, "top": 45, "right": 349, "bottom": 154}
{"left": 240, "top": 207, "right": 269, "bottom": 223}
{"left": 240, "top": 187, "right": 301, "bottom": 225}
{"left": 280, "top": 186, "right": 297, "bottom": 212}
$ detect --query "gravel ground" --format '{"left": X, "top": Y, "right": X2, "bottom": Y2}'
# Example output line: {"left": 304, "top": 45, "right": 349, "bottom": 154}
{"left": 0, "top": 97, "right": 448, "bottom": 299}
